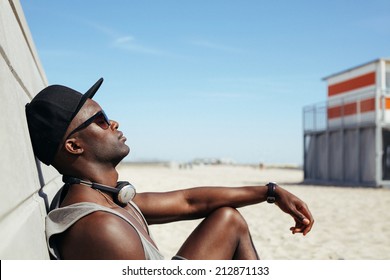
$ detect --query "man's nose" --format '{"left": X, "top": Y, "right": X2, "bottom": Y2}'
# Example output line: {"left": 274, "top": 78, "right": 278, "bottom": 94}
{"left": 110, "top": 120, "right": 119, "bottom": 130}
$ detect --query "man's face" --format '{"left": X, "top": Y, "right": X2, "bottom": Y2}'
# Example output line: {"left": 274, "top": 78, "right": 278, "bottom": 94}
{"left": 66, "top": 99, "right": 130, "bottom": 166}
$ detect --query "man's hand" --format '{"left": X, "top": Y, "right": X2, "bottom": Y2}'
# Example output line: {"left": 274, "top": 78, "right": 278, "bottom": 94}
{"left": 274, "top": 186, "right": 314, "bottom": 236}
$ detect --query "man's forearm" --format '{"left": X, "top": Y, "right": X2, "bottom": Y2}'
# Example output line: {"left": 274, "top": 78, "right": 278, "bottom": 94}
{"left": 181, "top": 185, "right": 268, "bottom": 217}
{"left": 136, "top": 185, "right": 270, "bottom": 224}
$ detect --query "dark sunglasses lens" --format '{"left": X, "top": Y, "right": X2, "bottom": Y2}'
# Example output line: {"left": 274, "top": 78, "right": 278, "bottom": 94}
{"left": 94, "top": 112, "right": 110, "bottom": 129}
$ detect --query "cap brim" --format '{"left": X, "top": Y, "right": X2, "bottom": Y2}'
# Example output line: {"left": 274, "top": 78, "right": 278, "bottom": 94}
{"left": 74, "top": 78, "right": 104, "bottom": 115}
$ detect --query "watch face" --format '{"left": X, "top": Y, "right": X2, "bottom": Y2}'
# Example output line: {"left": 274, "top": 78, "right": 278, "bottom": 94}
{"left": 267, "top": 196, "right": 276, "bottom": 203}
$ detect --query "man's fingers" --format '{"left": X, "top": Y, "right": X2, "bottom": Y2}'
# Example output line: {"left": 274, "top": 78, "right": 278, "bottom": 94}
{"left": 302, "top": 217, "right": 310, "bottom": 225}
{"left": 290, "top": 213, "right": 314, "bottom": 235}
{"left": 290, "top": 217, "right": 314, "bottom": 235}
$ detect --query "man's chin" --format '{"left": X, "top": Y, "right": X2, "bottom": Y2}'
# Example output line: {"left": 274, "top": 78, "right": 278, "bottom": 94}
{"left": 116, "top": 146, "right": 130, "bottom": 165}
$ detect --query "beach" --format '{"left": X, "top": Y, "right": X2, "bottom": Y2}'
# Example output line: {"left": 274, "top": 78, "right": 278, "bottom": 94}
{"left": 117, "top": 163, "right": 390, "bottom": 260}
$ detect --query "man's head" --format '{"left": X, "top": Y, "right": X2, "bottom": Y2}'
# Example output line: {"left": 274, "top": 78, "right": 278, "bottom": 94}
{"left": 25, "top": 78, "right": 104, "bottom": 165}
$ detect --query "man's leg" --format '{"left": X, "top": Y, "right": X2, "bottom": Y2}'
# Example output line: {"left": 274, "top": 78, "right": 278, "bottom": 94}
{"left": 175, "top": 207, "right": 259, "bottom": 260}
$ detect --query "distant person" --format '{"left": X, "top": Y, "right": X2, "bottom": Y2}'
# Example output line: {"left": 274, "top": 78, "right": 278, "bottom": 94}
{"left": 259, "top": 163, "right": 264, "bottom": 169}
{"left": 25, "top": 78, "right": 314, "bottom": 260}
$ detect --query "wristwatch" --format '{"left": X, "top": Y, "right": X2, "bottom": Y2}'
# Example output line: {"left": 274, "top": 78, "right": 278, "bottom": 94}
{"left": 266, "top": 182, "right": 277, "bottom": 203}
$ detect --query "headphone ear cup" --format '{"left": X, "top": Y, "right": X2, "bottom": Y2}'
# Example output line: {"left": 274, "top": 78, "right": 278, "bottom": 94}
{"left": 115, "top": 181, "right": 136, "bottom": 206}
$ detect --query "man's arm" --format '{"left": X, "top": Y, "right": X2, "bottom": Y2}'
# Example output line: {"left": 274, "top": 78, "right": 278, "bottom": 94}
{"left": 135, "top": 186, "right": 263, "bottom": 223}
{"left": 134, "top": 185, "right": 314, "bottom": 235}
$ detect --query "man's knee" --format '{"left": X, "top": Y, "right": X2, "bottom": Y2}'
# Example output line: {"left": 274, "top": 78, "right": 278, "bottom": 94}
{"left": 211, "top": 207, "right": 249, "bottom": 233}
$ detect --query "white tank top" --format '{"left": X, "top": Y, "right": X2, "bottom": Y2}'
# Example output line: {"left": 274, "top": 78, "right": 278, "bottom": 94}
{"left": 45, "top": 202, "right": 164, "bottom": 260}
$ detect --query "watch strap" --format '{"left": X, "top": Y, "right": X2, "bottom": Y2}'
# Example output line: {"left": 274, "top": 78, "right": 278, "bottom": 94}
{"left": 266, "top": 182, "right": 277, "bottom": 203}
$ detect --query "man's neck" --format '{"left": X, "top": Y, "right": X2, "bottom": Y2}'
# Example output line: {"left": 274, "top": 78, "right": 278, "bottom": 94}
{"left": 71, "top": 163, "right": 119, "bottom": 187}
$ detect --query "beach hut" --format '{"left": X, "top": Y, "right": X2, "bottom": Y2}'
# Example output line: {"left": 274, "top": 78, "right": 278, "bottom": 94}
{"left": 303, "top": 58, "right": 390, "bottom": 187}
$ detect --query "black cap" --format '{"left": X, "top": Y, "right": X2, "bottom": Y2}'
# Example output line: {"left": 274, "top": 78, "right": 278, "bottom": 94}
{"left": 25, "top": 78, "right": 104, "bottom": 165}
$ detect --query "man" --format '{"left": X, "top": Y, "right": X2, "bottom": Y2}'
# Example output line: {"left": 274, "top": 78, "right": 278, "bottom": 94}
{"left": 25, "top": 78, "right": 314, "bottom": 260}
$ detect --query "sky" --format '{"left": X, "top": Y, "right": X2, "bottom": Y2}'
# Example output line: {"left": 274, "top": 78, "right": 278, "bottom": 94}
{"left": 20, "top": 0, "right": 390, "bottom": 165}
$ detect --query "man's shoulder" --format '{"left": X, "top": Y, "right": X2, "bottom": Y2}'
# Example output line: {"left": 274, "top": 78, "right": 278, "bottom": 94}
{"left": 59, "top": 208, "right": 146, "bottom": 259}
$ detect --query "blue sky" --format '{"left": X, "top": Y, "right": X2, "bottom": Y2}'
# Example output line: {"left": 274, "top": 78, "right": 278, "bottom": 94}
{"left": 20, "top": 0, "right": 390, "bottom": 165}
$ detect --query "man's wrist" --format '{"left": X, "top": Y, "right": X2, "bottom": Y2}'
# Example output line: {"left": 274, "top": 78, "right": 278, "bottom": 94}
{"left": 266, "top": 182, "right": 277, "bottom": 203}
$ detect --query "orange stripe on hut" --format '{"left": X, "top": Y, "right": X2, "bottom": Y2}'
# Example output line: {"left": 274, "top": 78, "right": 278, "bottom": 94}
{"left": 360, "top": 98, "right": 375, "bottom": 113}
{"left": 327, "top": 98, "right": 377, "bottom": 119}
{"left": 328, "top": 72, "right": 376, "bottom": 96}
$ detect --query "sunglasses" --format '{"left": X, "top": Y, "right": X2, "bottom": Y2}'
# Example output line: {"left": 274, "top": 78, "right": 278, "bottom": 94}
{"left": 67, "top": 110, "right": 110, "bottom": 139}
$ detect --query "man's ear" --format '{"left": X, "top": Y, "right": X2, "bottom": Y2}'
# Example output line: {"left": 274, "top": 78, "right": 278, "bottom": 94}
{"left": 64, "top": 138, "right": 84, "bottom": 155}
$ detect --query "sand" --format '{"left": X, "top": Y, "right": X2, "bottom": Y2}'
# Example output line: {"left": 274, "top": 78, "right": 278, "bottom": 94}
{"left": 117, "top": 163, "right": 390, "bottom": 260}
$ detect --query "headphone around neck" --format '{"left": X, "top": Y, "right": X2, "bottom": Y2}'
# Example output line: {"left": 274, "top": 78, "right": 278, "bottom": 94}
{"left": 62, "top": 175, "right": 136, "bottom": 207}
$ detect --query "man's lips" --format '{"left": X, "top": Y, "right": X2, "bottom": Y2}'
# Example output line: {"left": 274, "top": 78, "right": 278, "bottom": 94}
{"left": 118, "top": 131, "right": 127, "bottom": 141}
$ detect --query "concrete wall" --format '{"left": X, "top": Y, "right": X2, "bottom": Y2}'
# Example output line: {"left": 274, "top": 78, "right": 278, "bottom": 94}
{"left": 0, "top": 0, "right": 62, "bottom": 259}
